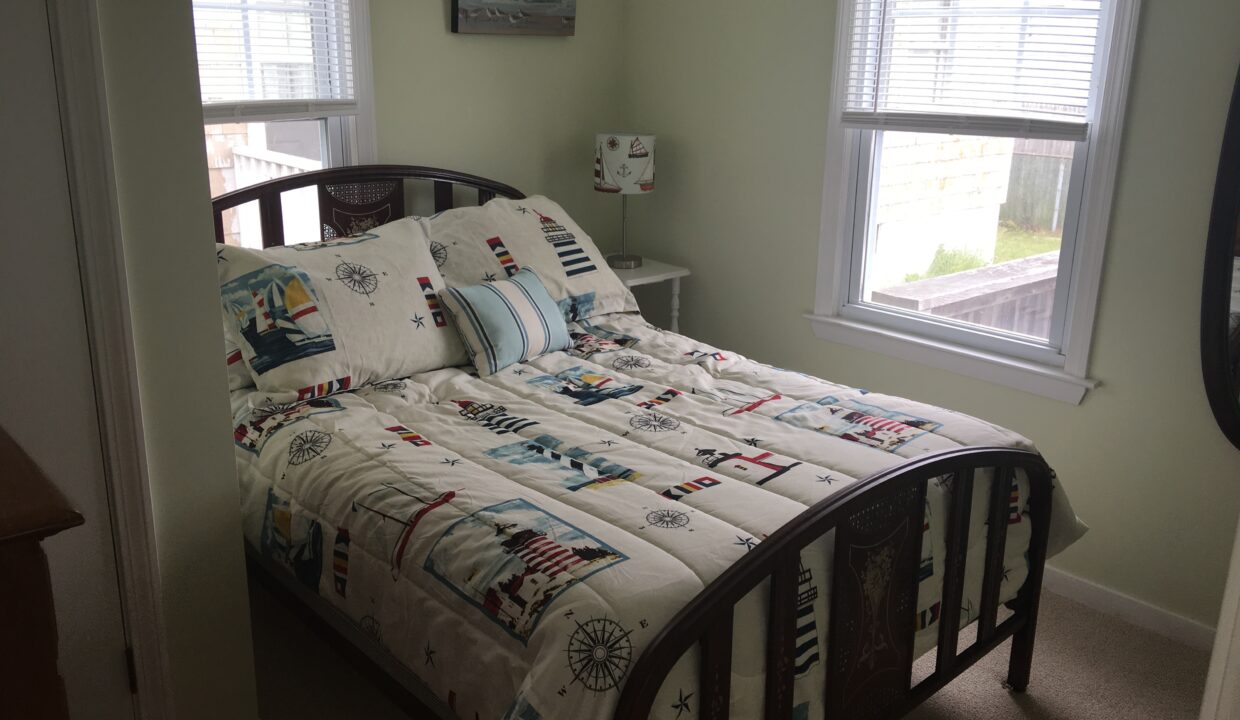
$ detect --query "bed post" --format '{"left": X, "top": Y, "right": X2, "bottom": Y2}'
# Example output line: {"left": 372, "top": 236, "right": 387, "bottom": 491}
{"left": 1005, "top": 466, "right": 1053, "bottom": 692}
{"left": 823, "top": 473, "right": 926, "bottom": 718}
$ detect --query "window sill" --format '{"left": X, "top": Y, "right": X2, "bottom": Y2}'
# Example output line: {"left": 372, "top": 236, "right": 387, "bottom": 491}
{"left": 805, "top": 313, "right": 1098, "bottom": 404}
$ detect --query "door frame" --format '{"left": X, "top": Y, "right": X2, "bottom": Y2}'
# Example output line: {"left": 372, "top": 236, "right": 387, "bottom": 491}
{"left": 1202, "top": 517, "right": 1240, "bottom": 719}
{"left": 44, "top": 0, "right": 172, "bottom": 715}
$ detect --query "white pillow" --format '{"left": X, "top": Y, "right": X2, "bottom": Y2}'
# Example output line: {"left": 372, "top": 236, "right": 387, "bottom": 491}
{"left": 218, "top": 218, "right": 467, "bottom": 398}
{"left": 414, "top": 195, "right": 638, "bottom": 322}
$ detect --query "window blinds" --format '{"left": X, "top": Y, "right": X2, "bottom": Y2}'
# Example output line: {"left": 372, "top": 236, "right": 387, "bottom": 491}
{"left": 842, "top": 0, "right": 1103, "bottom": 141}
{"left": 194, "top": 0, "right": 356, "bottom": 122}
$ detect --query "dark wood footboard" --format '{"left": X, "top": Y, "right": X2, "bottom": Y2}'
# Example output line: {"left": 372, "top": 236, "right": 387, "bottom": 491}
{"left": 614, "top": 446, "right": 1053, "bottom": 720}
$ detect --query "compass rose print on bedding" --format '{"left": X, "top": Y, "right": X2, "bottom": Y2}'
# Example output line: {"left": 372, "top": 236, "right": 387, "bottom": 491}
{"left": 287, "top": 429, "right": 331, "bottom": 465}
{"left": 359, "top": 615, "right": 382, "bottom": 644}
{"left": 611, "top": 355, "right": 651, "bottom": 371}
{"left": 566, "top": 617, "right": 633, "bottom": 692}
{"left": 428, "top": 240, "right": 448, "bottom": 268}
{"left": 332, "top": 257, "right": 382, "bottom": 305}
{"left": 644, "top": 508, "right": 690, "bottom": 529}
{"left": 629, "top": 411, "right": 680, "bottom": 433}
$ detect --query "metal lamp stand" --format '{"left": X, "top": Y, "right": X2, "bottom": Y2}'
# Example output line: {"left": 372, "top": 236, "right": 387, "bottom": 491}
{"left": 607, "top": 195, "right": 642, "bottom": 269}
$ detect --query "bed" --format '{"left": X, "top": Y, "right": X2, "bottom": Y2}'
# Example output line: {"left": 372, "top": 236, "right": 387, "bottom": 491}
{"left": 214, "top": 165, "right": 1085, "bottom": 720}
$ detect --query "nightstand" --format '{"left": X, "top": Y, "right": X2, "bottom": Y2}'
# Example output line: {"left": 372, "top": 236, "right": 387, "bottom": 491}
{"left": 611, "top": 259, "right": 690, "bottom": 332}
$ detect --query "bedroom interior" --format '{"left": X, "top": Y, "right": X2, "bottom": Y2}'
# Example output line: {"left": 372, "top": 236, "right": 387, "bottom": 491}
{"left": 4, "top": 0, "right": 1240, "bottom": 719}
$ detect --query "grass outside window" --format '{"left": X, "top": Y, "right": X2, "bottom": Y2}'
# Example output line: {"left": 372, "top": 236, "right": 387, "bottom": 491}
{"left": 902, "top": 224, "right": 1062, "bottom": 283}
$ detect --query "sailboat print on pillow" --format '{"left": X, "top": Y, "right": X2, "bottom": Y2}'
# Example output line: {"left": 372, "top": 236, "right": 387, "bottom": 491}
{"left": 222, "top": 264, "right": 336, "bottom": 374}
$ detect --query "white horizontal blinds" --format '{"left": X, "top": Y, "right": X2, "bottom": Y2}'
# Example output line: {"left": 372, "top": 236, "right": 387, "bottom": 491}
{"left": 194, "top": 0, "right": 356, "bottom": 122}
{"left": 843, "top": 0, "right": 1103, "bottom": 141}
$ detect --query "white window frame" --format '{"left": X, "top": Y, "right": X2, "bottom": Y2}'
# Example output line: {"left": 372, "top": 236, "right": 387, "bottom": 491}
{"left": 809, "top": 0, "right": 1141, "bottom": 404}
{"left": 331, "top": 0, "right": 378, "bottom": 166}
{"left": 199, "top": 0, "right": 377, "bottom": 166}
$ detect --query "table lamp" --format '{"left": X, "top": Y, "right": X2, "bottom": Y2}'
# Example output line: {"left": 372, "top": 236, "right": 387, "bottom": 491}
{"left": 594, "top": 132, "right": 655, "bottom": 269}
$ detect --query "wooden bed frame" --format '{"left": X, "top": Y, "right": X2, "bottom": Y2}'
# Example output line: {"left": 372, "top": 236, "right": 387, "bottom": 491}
{"left": 214, "top": 165, "right": 1054, "bottom": 720}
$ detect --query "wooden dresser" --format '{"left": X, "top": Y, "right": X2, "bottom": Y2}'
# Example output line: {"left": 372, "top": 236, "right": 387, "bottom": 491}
{"left": 0, "top": 426, "right": 84, "bottom": 719}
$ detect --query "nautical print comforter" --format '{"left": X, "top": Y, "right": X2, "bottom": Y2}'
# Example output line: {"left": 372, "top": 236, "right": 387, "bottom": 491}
{"left": 232, "top": 312, "right": 1086, "bottom": 720}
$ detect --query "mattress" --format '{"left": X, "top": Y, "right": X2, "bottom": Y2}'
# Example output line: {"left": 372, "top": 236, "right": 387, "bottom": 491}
{"left": 232, "top": 311, "right": 1086, "bottom": 720}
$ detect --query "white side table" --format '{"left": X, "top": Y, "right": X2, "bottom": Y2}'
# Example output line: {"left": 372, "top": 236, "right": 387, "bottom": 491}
{"left": 611, "top": 259, "right": 691, "bottom": 332}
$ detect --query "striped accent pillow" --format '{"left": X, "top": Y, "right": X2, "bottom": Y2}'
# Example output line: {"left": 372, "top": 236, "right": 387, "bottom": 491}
{"left": 439, "top": 268, "right": 571, "bottom": 376}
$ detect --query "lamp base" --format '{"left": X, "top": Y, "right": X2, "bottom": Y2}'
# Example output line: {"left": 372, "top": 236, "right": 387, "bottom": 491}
{"left": 607, "top": 254, "right": 643, "bottom": 270}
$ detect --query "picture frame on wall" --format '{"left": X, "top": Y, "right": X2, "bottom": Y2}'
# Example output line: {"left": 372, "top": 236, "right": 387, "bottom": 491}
{"left": 451, "top": 0, "right": 576, "bottom": 37}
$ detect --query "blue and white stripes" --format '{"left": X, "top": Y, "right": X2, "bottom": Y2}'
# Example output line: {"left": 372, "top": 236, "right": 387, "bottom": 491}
{"left": 440, "top": 268, "right": 571, "bottom": 377}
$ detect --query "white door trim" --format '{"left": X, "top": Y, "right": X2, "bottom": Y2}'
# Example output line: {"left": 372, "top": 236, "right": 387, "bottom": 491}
{"left": 1201, "top": 517, "right": 1240, "bottom": 719}
{"left": 45, "top": 0, "right": 173, "bottom": 715}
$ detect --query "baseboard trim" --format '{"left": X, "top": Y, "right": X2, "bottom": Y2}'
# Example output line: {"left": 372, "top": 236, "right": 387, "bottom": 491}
{"left": 1044, "top": 566, "right": 1216, "bottom": 651}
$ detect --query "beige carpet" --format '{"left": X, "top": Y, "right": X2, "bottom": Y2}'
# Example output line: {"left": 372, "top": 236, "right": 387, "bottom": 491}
{"left": 251, "top": 586, "right": 1211, "bottom": 719}
{"left": 906, "top": 592, "right": 1209, "bottom": 720}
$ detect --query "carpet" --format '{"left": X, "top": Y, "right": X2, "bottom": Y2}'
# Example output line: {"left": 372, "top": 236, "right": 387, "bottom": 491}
{"left": 251, "top": 586, "right": 1211, "bottom": 719}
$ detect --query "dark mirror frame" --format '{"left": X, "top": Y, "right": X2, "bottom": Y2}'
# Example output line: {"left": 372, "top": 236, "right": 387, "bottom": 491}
{"left": 1202, "top": 67, "right": 1240, "bottom": 451}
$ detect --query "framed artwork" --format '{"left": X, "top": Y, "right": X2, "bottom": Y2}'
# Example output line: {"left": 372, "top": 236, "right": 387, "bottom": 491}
{"left": 451, "top": 0, "right": 576, "bottom": 36}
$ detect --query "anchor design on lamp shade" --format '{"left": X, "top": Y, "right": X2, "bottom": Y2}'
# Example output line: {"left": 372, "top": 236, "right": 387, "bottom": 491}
{"left": 595, "top": 132, "right": 655, "bottom": 269}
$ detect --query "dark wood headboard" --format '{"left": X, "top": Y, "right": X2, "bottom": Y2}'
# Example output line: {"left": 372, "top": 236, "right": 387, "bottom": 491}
{"left": 211, "top": 164, "right": 526, "bottom": 248}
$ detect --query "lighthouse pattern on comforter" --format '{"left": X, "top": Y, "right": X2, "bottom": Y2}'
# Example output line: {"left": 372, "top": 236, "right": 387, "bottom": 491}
{"left": 233, "top": 312, "right": 1086, "bottom": 720}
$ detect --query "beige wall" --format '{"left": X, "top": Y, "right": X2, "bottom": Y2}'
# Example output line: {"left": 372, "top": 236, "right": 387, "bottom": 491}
{"left": 623, "top": 0, "right": 1240, "bottom": 627}
{"left": 95, "top": 0, "right": 259, "bottom": 716}
{"left": 369, "top": 0, "right": 627, "bottom": 251}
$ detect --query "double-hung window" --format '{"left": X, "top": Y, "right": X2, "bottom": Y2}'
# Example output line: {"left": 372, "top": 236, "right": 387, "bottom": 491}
{"left": 194, "top": 0, "right": 375, "bottom": 247}
{"left": 812, "top": 0, "right": 1139, "bottom": 403}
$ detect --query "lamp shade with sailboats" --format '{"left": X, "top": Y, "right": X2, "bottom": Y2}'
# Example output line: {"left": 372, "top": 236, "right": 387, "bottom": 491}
{"left": 594, "top": 133, "right": 655, "bottom": 195}
{"left": 595, "top": 132, "right": 655, "bottom": 268}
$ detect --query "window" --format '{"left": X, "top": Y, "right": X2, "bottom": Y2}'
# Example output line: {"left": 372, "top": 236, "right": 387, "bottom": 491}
{"left": 194, "top": 0, "right": 374, "bottom": 247}
{"left": 812, "top": 0, "right": 1140, "bottom": 403}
